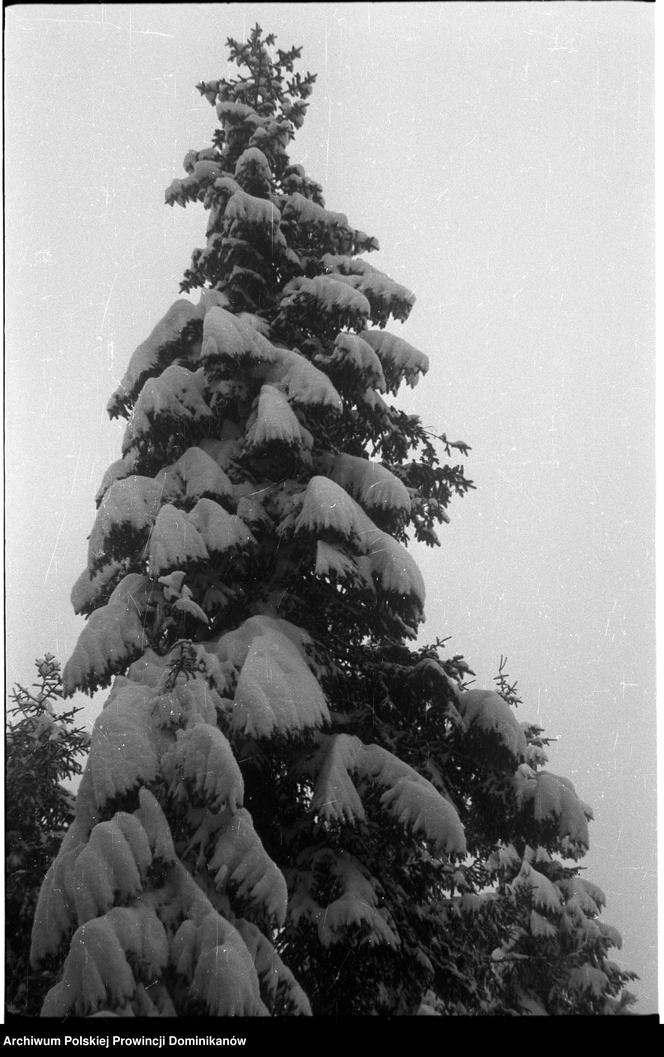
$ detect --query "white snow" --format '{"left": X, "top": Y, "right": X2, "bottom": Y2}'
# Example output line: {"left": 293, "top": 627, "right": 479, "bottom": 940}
{"left": 192, "top": 159, "right": 223, "bottom": 183}
{"left": 311, "top": 734, "right": 466, "bottom": 855}
{"left": 147, "top": 503, "right": 209, "bottom": 576}
{"left": 234, "top": 919, "right": 312, "bottom": 1015}
{"left": 208, "top": 808, "right": 288, "bottom": 926}
{"left": 361, "top": 329, "right": 429, "bottom": 390}
{"left": 282, "top": 191, "right": 350, "bottom": 233}
{"left": 530, "top": 909, "right": 557, "bottom": 938}
{"left": 323, "top": 257, "right": 415, "bottom": 320}
{"left": 95, "top": 453, "right": 139, "bottom": 506}
{"left": 70, "top": 818, "right": 145, "bottom": 924}
{"left": 512, "top": 860, "right": 562, "bottom": 912}
{"left": 157, "top": 445, "right": 234, "bottom": 507}
{"left": 185, "top": 910, "right": 266, "bottom": 1016}
{"left": 216, "top": 99, "right": 260, "bottom": 127}
{"left": 162, "top": 722, "right": 245, "bottom": 813}
{"left": 331, "top": 332, "right": 387, "bottom": 391}
{"left": 71, "top": 559, "right": 129, "bottom": 615}
{"left": 293, "top": 476, "right": 424, "bottom": 606}
{"left": 122, "top": 366, "right": 211, "bottom": 453}
{"left": 314, "top": 540, "right": 358, "bottom": 581}
{"left": 108, "top": 300, "right": 201, "bottom": 413}
{"left": 224, "top": 188, "right": 280, "bottom": 230}
{"left": 88, "top": 476, "right": 164, "bottom": 568}
{"left": 457, "top": 689, "right": 528, "bottom": 760}
{"left": 280, "top": 275, "right": 371, "bottom": 320}
{"left": 231, "top": 624, "right": 330, "bottom": 738}
{"left": 245, "top": 385, "right": 307, "bottom": 449}
{"left": 311, "top": 734, "right": 366, "bottom": 824}
{"left": 328, "top": 452, "right": 411, "bottom": 515}
{"left": 189, "top": 497, "right": 255, "bottom": 555}
{"left": 202, "top": 305, "right": 278, "bottom": 366}
{"left": 294, "top": 476, "right": 366, "bottom": 538}
{"left": 63, "top": 574, "right": 152, "bottom": 694}
{"left": 310, "top": 851, "right": 398, "bottom": 949}
{"left": 234, "top": 147, "right": 272, "bottom": 182}
{"left": 362, "top": 525, "right": 426, "bottom": 607}
{"left": 526, "top": 770, "right": 592, "bottom": 847}
{"left": 567, "top": 964, "right": 610, "bottom": 998}
{"left": 87, "top": 682, "right": 161, "bottom": 807}
{"left": 268, "top": 347, "right": 343, "bottom": 410}
{"left": 134, "top": 788, "right": 176, "bottom": 864}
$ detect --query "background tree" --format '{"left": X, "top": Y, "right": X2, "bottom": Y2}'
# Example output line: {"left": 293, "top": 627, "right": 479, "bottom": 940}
{"left": 30, "top": 27, "right": 635, "bottom": 1017}
{"left": 5, "top": 656, "right": 89, "bottom": 1015}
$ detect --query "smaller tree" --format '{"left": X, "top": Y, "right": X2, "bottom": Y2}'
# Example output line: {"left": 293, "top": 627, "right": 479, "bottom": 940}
{"left": 5, "top": 656, "right": 90, "bottom": 1015}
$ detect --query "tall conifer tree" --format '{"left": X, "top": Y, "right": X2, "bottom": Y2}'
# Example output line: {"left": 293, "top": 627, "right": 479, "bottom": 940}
{"left": 31, "top": 28, "right": 634, "bottom": 1017}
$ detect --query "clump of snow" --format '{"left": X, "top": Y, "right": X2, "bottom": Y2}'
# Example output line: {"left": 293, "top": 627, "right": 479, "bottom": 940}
{"left": 147, "top": 504, "right": 208, "bottom": 577}
{"left": 512, "top": 860, "right": 562, "bottom": 912}
{"left": 71, "top": 558, "right": 129, "bottom": 616}
{"left": 216, "top": 99, "right": 260, "bottom": 128}
{"left": 41, "top": 901, "right": 170, "bottom": 1016}
{"left": 294, "top": 476, "right": 365, "bottom": 539}
{"left": 314, "top": 540, "right": 358, "bottom": 582}
{"left": 280, "top": 275, "right": 371, "bottom": 323}
{"left": 87, "top": 681, "right": 161, "bottom": 808}
{"left": 267, "top": 347, "right": 343, "bottom": 410}
{"left": 245, "top": 385, "right": 308, "bottom": 450}
{"left": 88, "top": 476, "right": 164, "bottom": 570}
{"left": 189, "top": 497, "right": 255, "bottom": 555}
{"left": 328, "top": 453, "right": 411, "bottom": 515}
{"left": 515, "top": 768, "right": 592, "bottom": 848}
{"left": 134, "top": 788, "right": 176, "bottom": 864}
{"left": 231, "top": 623, "right": 329, "bottom": 738}
{"left": 162, "top": 722, "right": 245, "bottom": 813}
{"left": 157, "top": 446, "right": 234, "bottom": 509}
{"left": 457, "top": 689, "right": 527, "bottom": 760}
{"left": 311, "top": 734, "right": 366, "bottom": 824}
{"left": 107, "top": 300, "right": 201, "bottom": 416}
{"left": 235, "top": 918, "right": 312, "bottom": 1015}
{"left": 361, "top": 330, "right": 429, "bottom": 392}
{"left": 311, "top": 734, "right": 466, "bottom": 855}
{"left": 290, "top": 850, "right": 399, "bottom": 949}
{"left": 202, "top": 305, "right": 278, "bottom": 369}
{"left": 63, "top": 574, "right": 152, "bottom": 695}
{"left": 122, "top": 366, "right": 211, "bottom": 454}
{"left": 322, "top": 255, "right": 415, "bottom": 324}
{"left": 209, "top": 808, "right": 288, "bottom": 927}
{"left": 567, "top": 963, "right": 610, "bottom": 998}
{"left": 330, "top": 332, "right": 387, "bottom": 391}
{"left": 225, "top": 188, "right": 281, "bottom": 231}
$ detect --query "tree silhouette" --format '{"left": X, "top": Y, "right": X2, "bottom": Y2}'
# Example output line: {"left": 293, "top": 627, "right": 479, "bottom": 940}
{"left": 31, "top": 27, "right": 635, "bottom": 1017}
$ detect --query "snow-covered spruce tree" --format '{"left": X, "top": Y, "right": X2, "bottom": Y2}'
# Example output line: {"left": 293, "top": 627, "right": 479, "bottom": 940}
{"left": 31, "top": 27, "right": 635, "bottom": 1017}
{"left": 6, "top": 656, "right": 89, "bottom": 1015}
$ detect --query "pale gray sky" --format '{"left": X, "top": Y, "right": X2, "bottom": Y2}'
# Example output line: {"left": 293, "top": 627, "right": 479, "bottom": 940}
{"left": 4, "top": 3, "right": 657, "bottom": 1011}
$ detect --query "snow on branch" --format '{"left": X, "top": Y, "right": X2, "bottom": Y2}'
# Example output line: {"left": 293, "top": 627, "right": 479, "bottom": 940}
{"left": 157, "top": 445, "right": 235, "bottom": 510}
{"left": 328, "top": 452, "right": 412, "bottom": 516}
{"left": 231, "top": 624, "right": 329, "bottom": 738}
{"left": 457, "top": 689, "right": 528, "bottom": 761}
{"left": 244, "top": 384, "right": 310, "bottom": 451}
{"left": 122, "top": 366, "right": 212, "bottom": 457}
{"left": 266, "top": 346, "right": 343, "bottom": 411}
{"left": 329, "top": 332, "right": 387, "bottom": 392}
{"left": 63, "top": 574, "right": 153, "bottom": 695}
{"left": 513, "top": 767, "right": 592, "bottom": 849}
{"left": 361, "top": 330, "right": 430, "bottom": 393}
{"left": 208, "top": 808, "right": 288, "bottom": 927}
{"left": 107, "top": 300, "right": 203, "bottom": 419}
{"left": 86, "top": 680, "right": 163, "bottom": 808}
{"left": 311, "top": 734, "right": 466, "bottom": 856}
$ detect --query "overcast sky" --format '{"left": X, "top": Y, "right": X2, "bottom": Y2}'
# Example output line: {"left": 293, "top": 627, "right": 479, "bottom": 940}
{"left": 4, "top": 3, "right": 657, "bottom": 1011}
